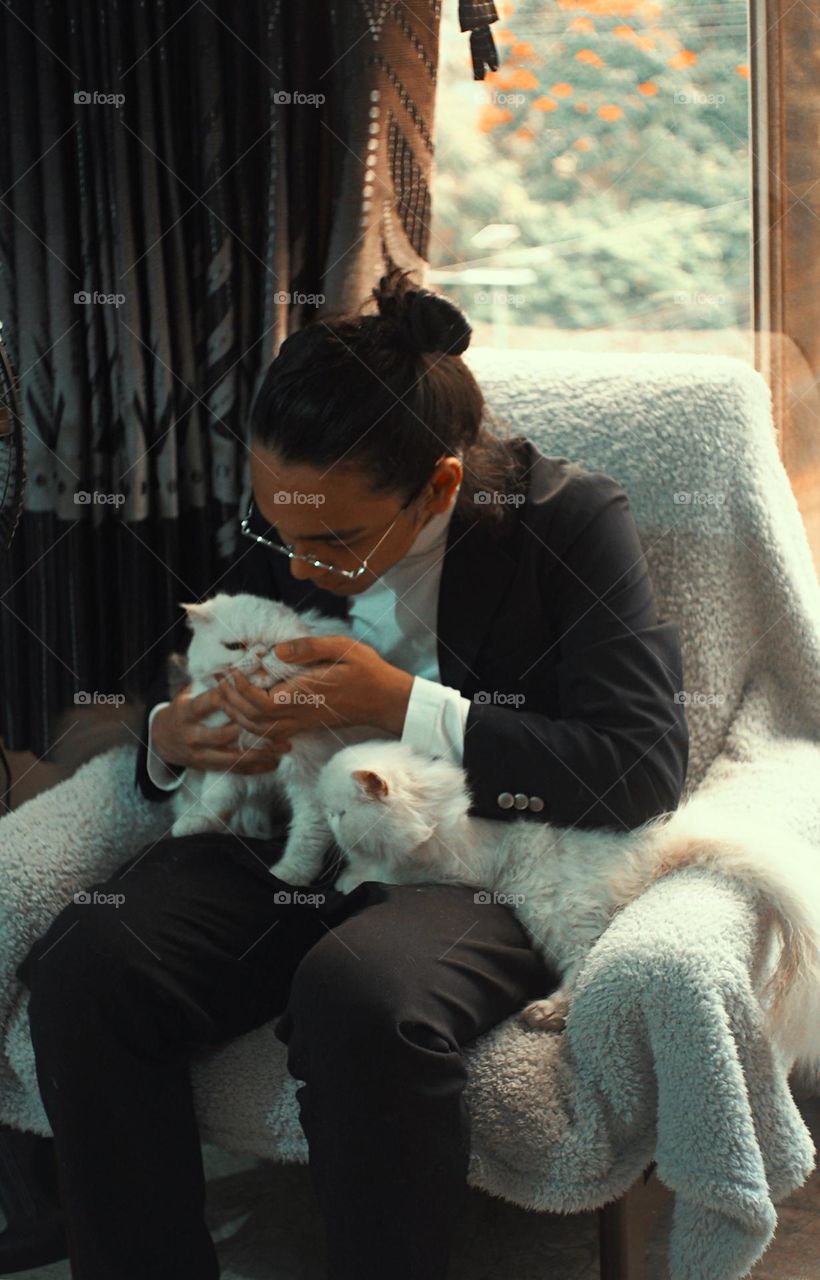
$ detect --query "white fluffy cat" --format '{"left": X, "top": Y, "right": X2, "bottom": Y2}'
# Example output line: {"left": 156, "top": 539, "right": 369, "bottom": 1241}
{"left": 316, "top": 739, "right": 820, "bottom": 1072}
{"left": 169, "top": 592, "right": 390, "bottom": 883}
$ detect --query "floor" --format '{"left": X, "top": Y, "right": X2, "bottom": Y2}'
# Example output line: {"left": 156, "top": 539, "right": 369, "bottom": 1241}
{"left": 7, "top": 1097, "right": 818, "bottom": 1279}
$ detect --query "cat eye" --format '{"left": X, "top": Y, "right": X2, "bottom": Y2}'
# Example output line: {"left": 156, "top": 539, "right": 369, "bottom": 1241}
{"left": 223, "top": 641, "right": 247, "bottom": 650}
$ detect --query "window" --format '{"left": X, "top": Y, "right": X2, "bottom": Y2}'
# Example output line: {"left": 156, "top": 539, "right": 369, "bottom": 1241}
{"left": 430, "top": 0, "right": 752, "bottom": 358}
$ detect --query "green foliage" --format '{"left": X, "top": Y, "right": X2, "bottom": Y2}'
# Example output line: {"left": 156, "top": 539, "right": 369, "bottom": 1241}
{"left": 431, "top": 0, "right": 750, "bottom": 330}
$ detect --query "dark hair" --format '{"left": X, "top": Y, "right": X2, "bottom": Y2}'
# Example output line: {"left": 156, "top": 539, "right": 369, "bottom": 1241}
{"left": 248, "top": 267, "right": 526, "bottom": 526}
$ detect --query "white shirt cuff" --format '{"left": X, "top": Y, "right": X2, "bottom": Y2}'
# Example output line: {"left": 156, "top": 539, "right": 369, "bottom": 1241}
{"left": 146, "top": 701, "right": 187, "bottom": 791}
{"left": 400, "top": 675, "right": 471, "bottom": 767}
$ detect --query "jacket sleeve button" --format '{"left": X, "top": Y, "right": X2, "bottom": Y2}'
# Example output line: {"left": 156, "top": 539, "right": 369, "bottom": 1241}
{"left": 528, "top": 796, "right": 544, "bottom": 812}
{"left": 497, "top": 792, "right": 514, "bottom": 809}
{"left": 513, "top": 793, "right": 529, "bottom": 810}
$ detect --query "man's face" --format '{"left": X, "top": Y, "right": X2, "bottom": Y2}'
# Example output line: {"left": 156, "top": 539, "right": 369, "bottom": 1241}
{"left": 248, "top": 442, "right": 463, "bottom": 596}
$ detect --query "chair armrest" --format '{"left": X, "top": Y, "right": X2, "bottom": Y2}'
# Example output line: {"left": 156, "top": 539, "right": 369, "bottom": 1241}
{"left": 0, "top": 743, "right": 172, "bottom": 1028}
{"left": 462, "top": 866, "right": 813, "bottom": 1235}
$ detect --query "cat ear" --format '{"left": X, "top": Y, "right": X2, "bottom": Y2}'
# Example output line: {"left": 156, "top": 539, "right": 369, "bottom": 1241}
{"left": 352, "top": 769, "right": 389, "bottom": 801}
{"left": 179, "top": 601, "right": 213, "bottom": 625}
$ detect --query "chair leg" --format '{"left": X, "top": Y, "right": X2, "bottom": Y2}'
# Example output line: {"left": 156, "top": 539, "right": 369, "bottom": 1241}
{"left": 598, "top": 1162, "right": 670, "bottom": 1280}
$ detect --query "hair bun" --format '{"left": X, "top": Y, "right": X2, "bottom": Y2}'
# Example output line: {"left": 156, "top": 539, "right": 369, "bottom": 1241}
{"left": 372, "top": 269, "right": 472, "bottom": 358}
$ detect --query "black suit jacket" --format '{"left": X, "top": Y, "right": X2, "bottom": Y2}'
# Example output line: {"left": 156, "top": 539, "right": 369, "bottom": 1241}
{"left": 134, "top": 437, "right": 689, "bottom": 831}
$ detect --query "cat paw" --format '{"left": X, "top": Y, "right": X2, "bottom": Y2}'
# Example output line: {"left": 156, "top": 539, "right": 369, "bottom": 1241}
{"left": 271, "top": 858, "right": 313, "bottom": 887}
{"left": 170, "top": 811, "right": 230, "bottom": 838}
{"left": 170, "top": 816, "right": 210, "bottom": 838}
{"left": 520, "top": 994, "right": 570, "bottom": 1032}
{"left": 333, "top": 869, "right": 362, "bottom": 894}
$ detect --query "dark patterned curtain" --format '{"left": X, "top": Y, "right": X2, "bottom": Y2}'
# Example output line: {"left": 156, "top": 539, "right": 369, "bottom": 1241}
{"left": 0, "top": 0, "right": 497, "bottom": 757}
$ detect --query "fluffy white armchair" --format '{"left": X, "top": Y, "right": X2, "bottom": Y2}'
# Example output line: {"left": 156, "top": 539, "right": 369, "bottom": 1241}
{"left": 2, "top": 349, "right": 819, "bottom": 1280}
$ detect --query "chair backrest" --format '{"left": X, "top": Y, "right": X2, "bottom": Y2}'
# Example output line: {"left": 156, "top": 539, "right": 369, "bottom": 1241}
{"left": 464, "top": 348, "right": 820, "bottom": 794}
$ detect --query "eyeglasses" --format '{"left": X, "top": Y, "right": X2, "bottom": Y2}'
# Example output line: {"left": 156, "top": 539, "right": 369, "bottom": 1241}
{"left": 239, "top": 481, "right": 427, "bottom": 580}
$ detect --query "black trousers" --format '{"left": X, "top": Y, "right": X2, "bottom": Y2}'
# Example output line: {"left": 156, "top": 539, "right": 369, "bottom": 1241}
{"left": 15, "top": 826, "right": 557, "bottom": 1280}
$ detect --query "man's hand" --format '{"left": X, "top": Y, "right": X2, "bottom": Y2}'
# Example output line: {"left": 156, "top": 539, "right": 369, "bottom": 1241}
{"left": 151, "top": 684, "right": 292, "bottom": 775}
{"left": 218, "top": 634, "right": 414, "bottom": 743}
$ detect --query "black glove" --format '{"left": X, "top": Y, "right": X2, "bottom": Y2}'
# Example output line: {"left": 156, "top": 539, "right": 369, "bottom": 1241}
{"left": 469, "top": 26, "right": 500, "bottom": 79}
{"left": 459, "top": 1, "right": 501, "bottom": 81}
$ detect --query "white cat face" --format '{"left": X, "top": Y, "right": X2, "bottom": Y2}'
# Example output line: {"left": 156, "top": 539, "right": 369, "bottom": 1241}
{"left": 317, "top": 741, "right": 471, "bottom": 879}
{"left": 179, "top": 592, "right": 318, "bottom": 686}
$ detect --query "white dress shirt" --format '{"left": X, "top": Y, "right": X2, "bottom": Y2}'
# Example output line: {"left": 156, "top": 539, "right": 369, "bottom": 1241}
{"left": 146, "top": 488, "right": 473, "bottom": 791}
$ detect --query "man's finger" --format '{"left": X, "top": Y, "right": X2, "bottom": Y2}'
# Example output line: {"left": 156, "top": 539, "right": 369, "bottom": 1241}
{"left": 220, "top": 672, "right": 276, "bottom": 718}
{"left": 215, "top": 703, "right": 268, "bottom": 737}
{"left": 222, "top": 674, "right": 315, "bottom": 727}
{"left": 274, "top": 634, "right": 357, "bottom": 664}
{"left": 195, "top": 722, "right": 240, "bottom": 747}
{"left": 187, "top": 685, "right": 224, "bottom": 716}
{"left": 183, "top": 748, "right": 256, "bottom": 771}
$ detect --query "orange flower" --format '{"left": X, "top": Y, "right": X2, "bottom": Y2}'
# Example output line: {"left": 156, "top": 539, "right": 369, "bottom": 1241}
{"left": 667, "top": 49, "right": 698, "bottom": 68}
{"left": 598, "top": 103, "right": 624, "bottom": 120}
{"left": 576, "top": 48, "right": 605, "bottom": 66}
{"left": 735, "top": 63, "right": 750, "bottom": 78}
{"left": 503, "top": 67, "right": 540, "bottom": 89}
{"left": 574, "top": 137, "right": 593, "bottom": 151}
{"left": 493, "top": 28, "right": 516, "bottom": 43}
{"left": 637, "top": 81, "right": 658, "bottom": 95}
{"left": 612, "top": 24, "right": 635, "bottom": 38}
{"left": 550, "top": 81, "right": 574, "bottom": 96}
{"left": 575, "top": 101, "right": 590, "bottom": 112}
{"left": 477, "top": 104, "right": 513, "bottom": 132}
{"left": 511, "top": 41, "right": 538, "bottom": 59}
{"left": 532, "top": 95, "right": 558, "bottom": 112}
{"left": 558, "top": 0, "right": 650, "bottom": 11}
{"left": 568, "top": 15, "right": 595, "bottom": 30}
{"left": 514, "top": 126, "right": 536, "bottom": 141}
